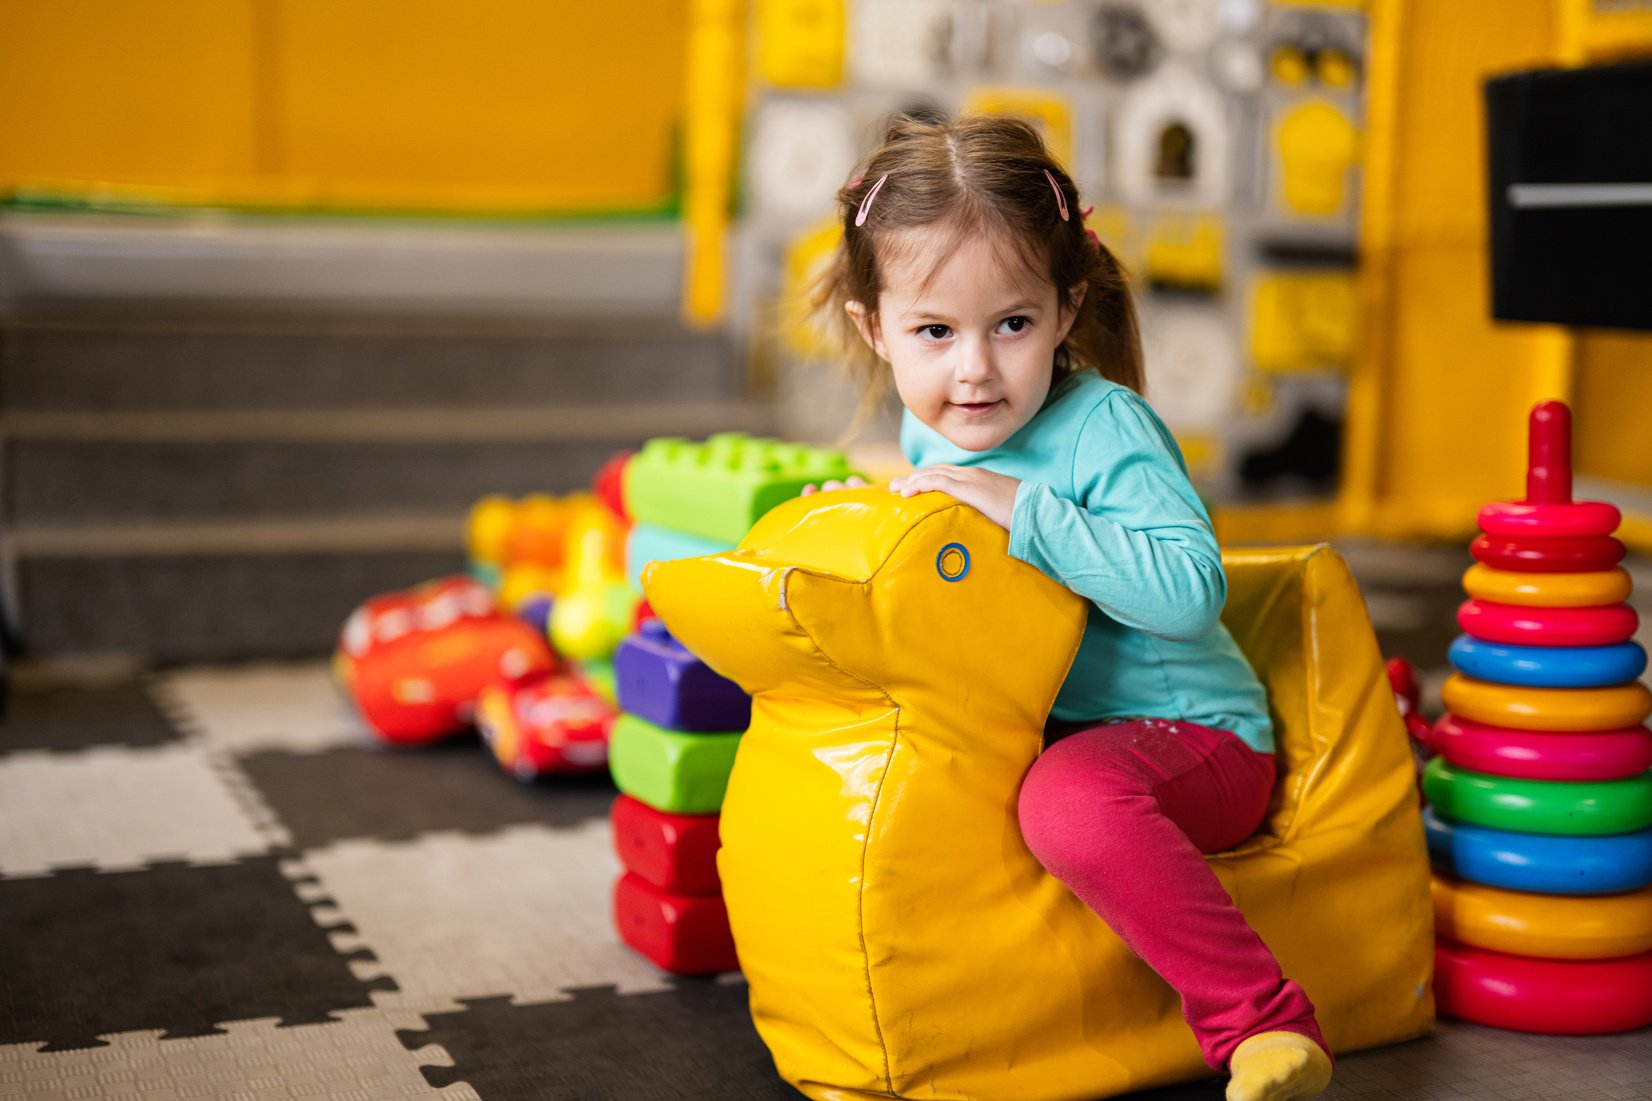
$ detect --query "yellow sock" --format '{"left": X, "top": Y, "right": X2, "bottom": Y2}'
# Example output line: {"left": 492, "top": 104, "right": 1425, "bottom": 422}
{"left": 1225, "top": 1031, "right": 1333, "bottom": 1101}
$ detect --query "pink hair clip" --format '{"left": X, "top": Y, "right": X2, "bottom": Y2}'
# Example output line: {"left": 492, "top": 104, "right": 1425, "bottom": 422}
{"left": 1044, "top": 169, "right": 1069, "bottom": 222}
{"left": 855, "top": 173, "right": 888, "bottom": 227}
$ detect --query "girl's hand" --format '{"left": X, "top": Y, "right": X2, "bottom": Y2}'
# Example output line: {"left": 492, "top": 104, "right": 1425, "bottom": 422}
{"left": 888, "top": 465, "right": 1020, "bottom": 530}
{"left": 801, "top": 475, "right": 869, "bottom": 496}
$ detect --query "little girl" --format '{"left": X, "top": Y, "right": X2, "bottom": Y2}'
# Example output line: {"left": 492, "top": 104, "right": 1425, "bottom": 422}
{"left": 813, "top": 115, "right": 1334, "bottom": 1101}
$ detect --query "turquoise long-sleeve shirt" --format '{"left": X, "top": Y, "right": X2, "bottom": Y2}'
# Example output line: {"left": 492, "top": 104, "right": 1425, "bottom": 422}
{"left": 900, "top": 370, "right": 1274, "bottom": 753}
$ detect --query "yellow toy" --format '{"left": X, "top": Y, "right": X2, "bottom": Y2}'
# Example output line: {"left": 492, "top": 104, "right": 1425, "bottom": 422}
{"left": 1440, "top": 674, "right": 1652, "bottom": 732}
{"left": 643, "top": 489, "right": 1432, "bottom": 1101}
{"left": 550, "top": 516, "right": 638, "bottom": 662}
{"left": 1461, "top": 564, "right": 1632, "bottom": 608}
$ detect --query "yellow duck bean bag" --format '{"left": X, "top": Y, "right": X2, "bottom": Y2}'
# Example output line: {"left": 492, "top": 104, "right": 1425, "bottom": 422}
{"left": 642, "top": 489, "right": 1432, "bottom": 1100}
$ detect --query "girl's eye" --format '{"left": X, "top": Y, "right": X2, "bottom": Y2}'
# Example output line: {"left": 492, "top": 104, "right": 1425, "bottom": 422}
{"left": 917, "top": 324, "right": 951, "bottom": 340}
{"left": 998, "top": 316, "right": 1031, "bottom": 334}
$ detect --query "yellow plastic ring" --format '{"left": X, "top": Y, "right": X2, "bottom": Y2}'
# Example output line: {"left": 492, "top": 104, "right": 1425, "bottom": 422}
{"left": 1462, "top": 564, "right": 1631, "bottom": 608}
{"left": 1433, "top": 875, "right": 1652, "bottom": 959}
{"left": 1442, "top": 674, "right": 1652, "bottom": 732}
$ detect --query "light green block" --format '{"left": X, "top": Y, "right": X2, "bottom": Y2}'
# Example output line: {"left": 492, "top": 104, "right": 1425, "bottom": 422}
{"left": 622, "top": 432, "right": 856, "bottom": 545}
{"left": 608, "top": 713, "right": 743, "bottom": 814}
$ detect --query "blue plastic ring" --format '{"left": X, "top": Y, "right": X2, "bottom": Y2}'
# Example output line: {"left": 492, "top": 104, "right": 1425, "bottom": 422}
{"left": 1449, "top": 635, "right": 1648, "bottom": 689}
{"left": 936, "top": 543, "right": 971, "bottom": 582}
{"left": 1424, "top": 806, "right": 1652, "bottom": 895}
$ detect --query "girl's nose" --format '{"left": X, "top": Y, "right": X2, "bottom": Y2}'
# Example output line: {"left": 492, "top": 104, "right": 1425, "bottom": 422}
{"left": 954, "top": 337, "right": 995, "bottom": 384}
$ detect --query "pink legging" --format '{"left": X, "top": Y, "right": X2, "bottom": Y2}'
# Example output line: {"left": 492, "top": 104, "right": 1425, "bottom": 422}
{"left": 1017, "top": 718, "right": 1327, "bottom": 1071}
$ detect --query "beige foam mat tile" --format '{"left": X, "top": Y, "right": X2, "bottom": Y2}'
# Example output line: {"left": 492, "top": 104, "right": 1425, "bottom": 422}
{"left": 0, "top": 1007, "right": 478, "bottom": 1101}
{"left": 297, "top": 822, "right": 676, "bottom": 1014}
{"left": 0, "top": 744, "right": 278, "bottom": 877}
{"left": 150, "top": 662, "right": 374, "bottom": 755}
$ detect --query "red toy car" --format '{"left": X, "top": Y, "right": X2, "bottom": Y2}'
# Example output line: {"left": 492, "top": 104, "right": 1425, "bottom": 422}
{"left": 335, "top": 575, "right": 556, "bottom": 745}
{"left": 476, "top": 668, "right": 617, "bottom": 780}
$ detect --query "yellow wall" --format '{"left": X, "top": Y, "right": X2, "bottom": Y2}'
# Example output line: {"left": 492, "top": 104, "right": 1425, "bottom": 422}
{"left": 1575, "top": 332, "right": 1652, "bottom": 489}
{"left": 0, "top": 0, "right": 689, "bottom": 214}
{"left": 1343, "top": 0, "right": 1649, "bottom": 543}
{"left": 0, "top": 1, "right": 263, "bottom": 192}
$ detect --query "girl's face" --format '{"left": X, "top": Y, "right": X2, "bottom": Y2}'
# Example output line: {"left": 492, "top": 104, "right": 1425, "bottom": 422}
{"left": 851, "top": 229, "right": 1083, "bottom": 453}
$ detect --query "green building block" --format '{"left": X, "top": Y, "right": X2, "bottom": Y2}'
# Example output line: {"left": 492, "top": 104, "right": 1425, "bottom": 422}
{"left": 623, "top": 433, "right": 857, "bottom": 545}
{"left": 608, "top": 713, "right": 743, "bottom": 814}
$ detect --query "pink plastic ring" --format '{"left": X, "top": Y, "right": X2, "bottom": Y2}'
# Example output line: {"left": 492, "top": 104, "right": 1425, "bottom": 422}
{"left": 1435, "top": 941, "right": 1652, "bottom": 1034}
{"left": 1458, "top": 598, "right": 1639, "bottom": 647}
{"left": 1471, "top": 534, "right": 1626, "bottom": 573}
{"left": 1479, "top": 498, "right": 1620, "bottom": 538}
{"left": 1432, "top": 715, "right": 1652, "bottom": 781}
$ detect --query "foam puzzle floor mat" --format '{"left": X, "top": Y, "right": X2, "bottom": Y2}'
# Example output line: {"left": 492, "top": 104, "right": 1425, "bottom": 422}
{"left": 4, "top": 543, "right": 1651, "bottom": 1101}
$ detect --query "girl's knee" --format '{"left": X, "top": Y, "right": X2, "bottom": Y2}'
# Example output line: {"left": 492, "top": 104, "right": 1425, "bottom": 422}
{"left": 1017, "top": 748, "right": 1141, "bottom": 878}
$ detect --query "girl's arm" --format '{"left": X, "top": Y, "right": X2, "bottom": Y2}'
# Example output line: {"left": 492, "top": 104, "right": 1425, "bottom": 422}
{"left": 1009, "top": 395, "right": 1226, "bottom": 642}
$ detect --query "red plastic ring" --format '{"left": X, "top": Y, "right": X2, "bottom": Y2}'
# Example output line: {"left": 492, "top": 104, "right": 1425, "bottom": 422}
{"left": 1435, "top": 941, "right": 1652, "bottom": 1034}
{"left": 1458, "top": 598, "right": 1639, "bottom": 647}
{"left": 1432, "top": 715, "right": 1652, "bottom": 781}
{"left": 1470, "top": 534, "right": 1626, "bottom": 573}
{"left": 1479, "top": 498, "right": 1620, "bottom": 538}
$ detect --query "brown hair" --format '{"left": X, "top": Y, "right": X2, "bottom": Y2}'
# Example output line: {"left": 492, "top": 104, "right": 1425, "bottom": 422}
{"left": 814, "top": 113, "right": 1143, "bottom": 426}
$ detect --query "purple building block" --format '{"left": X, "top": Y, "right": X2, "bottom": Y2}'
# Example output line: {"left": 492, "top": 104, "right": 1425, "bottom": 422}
{"left": 614, "top": 620, "right": 752, "bottom": 733}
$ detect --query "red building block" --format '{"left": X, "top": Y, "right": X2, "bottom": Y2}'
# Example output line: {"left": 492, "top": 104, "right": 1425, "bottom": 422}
{"left": 612, "top": 872, "right": 738, "bottom": 975}
{"left": 610, "top": 794, "right": 721, "bottom": 895}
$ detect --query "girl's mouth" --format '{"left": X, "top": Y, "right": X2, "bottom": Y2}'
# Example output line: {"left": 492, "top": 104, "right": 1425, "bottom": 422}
{"left": 951, "top": 400, "right": 1002, "bottom": 416}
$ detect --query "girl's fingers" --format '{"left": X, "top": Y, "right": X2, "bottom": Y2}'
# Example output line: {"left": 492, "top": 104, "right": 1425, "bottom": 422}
{"left": 805, "top": 476, "right": 870, "bottom": 497}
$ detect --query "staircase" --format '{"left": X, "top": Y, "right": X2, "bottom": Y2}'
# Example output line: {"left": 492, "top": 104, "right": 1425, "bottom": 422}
{"left": 0, "top": 216, "right": 765, "bottom": 665}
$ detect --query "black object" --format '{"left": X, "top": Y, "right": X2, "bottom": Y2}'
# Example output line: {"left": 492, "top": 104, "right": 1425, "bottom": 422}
{"left": 1486, "top": 59, "right": 1652, "bottom": 331}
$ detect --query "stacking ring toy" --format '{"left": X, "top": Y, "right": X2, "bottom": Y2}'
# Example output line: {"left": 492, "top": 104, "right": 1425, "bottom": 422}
{"left": 1432, "top": 876, "right": 1652, "bottom": 959}
{"left": 1422, "top": 758, "right": 1652, "bottom": 835}
{"left": 1424, "top": 807, "right": 1652, "bottom": 893}
{"left": 1470, "top": 533, "right": 1626, "bottom": 573}
{"left": 1448, "top": 635, "right": 1647, "bottom": 688}
{"left": 1480, "top": 499, "right": 1620, "bottom": 538}
{"left": 1431, "top": 715, "right": 1652, "bottom": 781}
{"left": 1461, "top": 564, "right": 1631, "bottom": 608}
{"left": 1457, "top": 599, "right": 1639, "bottom": 647}
{"left": 1435, "top": 941, "right": 1652, "bottom": 1034}
{"left": 1441, "top": 673, "right": 1652, "bottom": 732}
{"left": 1477, "top": 403, "right": 1621, "bottom": 539}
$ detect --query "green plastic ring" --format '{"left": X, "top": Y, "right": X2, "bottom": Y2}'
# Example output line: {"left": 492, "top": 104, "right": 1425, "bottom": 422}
{"left": 1424, "top": 757, "right": 1652, "bottom": 836}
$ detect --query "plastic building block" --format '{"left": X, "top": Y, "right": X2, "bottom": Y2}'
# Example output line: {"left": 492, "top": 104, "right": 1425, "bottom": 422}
{"left": 625, "top": 522, "right": 732, "bottom": 593}
{"left": 614, "top": 621, "right": 750, "bottom": 733}
{"left": 607, "top": 714, "right": 742, "bottom": 815}
{"left": 622, "top": 433, "right": 856, "bottom": 545}
{"left": 610, "top": 794, "right": 722, "bottom": 895}
{"left": 612, "top": 871, "right": 738, "bottom": 975}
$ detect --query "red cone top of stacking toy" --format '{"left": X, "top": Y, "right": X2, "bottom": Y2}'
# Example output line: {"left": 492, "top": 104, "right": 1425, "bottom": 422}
{"left": 1479, "top": 401, "right": 1620, "bottom": 539}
